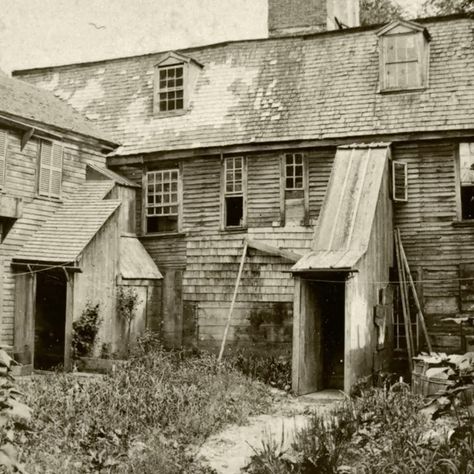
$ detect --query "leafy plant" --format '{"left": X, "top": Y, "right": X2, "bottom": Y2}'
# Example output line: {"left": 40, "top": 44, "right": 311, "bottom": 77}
{"left": 0, "top": 350, "right": 31, "bottom": 473}
{"left": 117, "top": 286, "right": 140, "bottom": 355}
{"left": 71, "top": 302, "right": 101, "bottom": 358}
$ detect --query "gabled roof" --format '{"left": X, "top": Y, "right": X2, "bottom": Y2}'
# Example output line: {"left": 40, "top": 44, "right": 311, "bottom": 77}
{"left": 13, "top": 16, "right": 474, "bottom": 156}
{"left": 0, "top": 73, "right": 117, "bottom": 146}
{"left": 86, "top": 163, "right": 139, "bottom": 188}
{"left": 292, "top": 144, "right": 390, "bottom": 272}
{"left": 14, "top": 181, "right": 120, "bottom": 263}
{"left": 376, "top": 19, "right": 431, "bottom": 40}
{"left": 155, "top": 51, "right": 204, "bottom": 68}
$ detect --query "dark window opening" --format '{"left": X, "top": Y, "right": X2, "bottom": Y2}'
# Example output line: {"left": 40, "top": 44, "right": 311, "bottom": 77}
{"left": 225, "top": 196, "right": 243, "bottom": 227}
{"left": 147, "top": 215, "right": 178, "bottom": 233}
{"left": 461, "top": 186, "right": 474, "bottom": 220}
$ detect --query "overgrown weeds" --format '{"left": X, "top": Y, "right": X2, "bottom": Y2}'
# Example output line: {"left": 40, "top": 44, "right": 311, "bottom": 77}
{"left": 246, "top": 380, "right": 474, "bottom": 473}
{"left": 18, "top": 334, "right": 272, "bottom": 473}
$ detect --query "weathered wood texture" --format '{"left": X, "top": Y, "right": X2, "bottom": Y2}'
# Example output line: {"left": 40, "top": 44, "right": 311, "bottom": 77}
{"left": 0, "top": 126, "right": 108, "bottom": 346}
{"left": 392, "top": 140, "right": 474, "bottom": 353}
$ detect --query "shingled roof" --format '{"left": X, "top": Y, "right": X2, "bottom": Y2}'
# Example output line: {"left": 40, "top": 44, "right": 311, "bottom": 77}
{"left": 13, "top": 15, "right": 474, "bottom": 156}
{"left": 0, "top": 73, "right": 116, "bottom": 145}
{"left": 14, "top": 181, "right": 120, "bottom": 263}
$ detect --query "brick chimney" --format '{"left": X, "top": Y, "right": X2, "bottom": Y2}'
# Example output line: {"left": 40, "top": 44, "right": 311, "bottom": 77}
{"left": 268, "top": 0, "right": 360, "bottom": 37}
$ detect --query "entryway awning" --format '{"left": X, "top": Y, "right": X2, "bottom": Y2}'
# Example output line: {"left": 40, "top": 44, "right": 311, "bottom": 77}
{"left": 292, "top": 143, "right": 391, "bottom": 272}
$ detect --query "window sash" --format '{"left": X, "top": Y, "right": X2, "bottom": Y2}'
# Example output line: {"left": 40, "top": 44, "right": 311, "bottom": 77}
{"left": 38, "top": 140, "right": 63, "bottom": 198}
{"left": 224, "top": 157, "right": 243, "bottom": 195}
{"left": 0, "top": 130, "right": 7, "bottom": 188}
{"left": 146, "top": 169, "right": 179, "bottom": 217}
{"left": 158, "top": 65, "right": 184, "bottom": 112}
{"left": 285, "top": 153, "right": 304, "bottom": 190}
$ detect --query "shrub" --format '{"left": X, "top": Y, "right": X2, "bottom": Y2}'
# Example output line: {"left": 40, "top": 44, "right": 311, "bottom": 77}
{"left": 71, "top": 303, "right": 101, "bottom": 358}
{"left": 230, "top": 351, "right": 292, "bottom": 391}
{"left": 117, "top": 286, "right": 140, "bottom": 355}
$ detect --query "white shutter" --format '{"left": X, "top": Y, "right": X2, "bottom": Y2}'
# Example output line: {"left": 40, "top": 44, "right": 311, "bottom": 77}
{"left": 392, "top": 160, "right": 408, "bottom": 202}
{"left": 0, "top": 130, "right": 7, "bottom": 188}
{"left": 38, "top": 140, "right": 63, "bottom": 198}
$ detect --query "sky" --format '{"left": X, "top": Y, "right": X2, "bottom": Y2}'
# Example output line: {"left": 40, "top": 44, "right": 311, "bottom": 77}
{"left": 0, "top": 0, "right": 422, "bottom": 74}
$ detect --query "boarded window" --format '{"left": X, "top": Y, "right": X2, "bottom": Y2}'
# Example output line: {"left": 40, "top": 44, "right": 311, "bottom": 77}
{"left": 380, "top": 31, "right": 427, "bottom": 91}
{"left": 459, "top": 143, "right": 474, "bottom": 220}
{"left": 0, "top": 130, "right": 7, "bottom": 188}
{"left": 146, "top": 169, "right": 179, "bottom": 233}
{"left": 158, "top": 65, "right": 184, "bottom": 112}
{"left": 392, "top": 160, "right": 408, "bottom": 202}
{"left": 223, "top": 156, "right": 245, "bottom": 228}
{"left": 282, "top": 153, "right": 307, "bottom": 225}
{"left": 38, "top": 140, "right": 63, "bottom": 199}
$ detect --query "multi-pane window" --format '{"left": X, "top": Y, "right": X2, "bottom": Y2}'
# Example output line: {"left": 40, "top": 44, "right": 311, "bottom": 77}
{"left": 223, "top": 156, "right": 244, "bottom": 228}
{"left": 459, "top": 143, "right": 474, "bottom": 220}
{"left": 38, "top": 140, "right": 63, "bottom": 199}
{"left": 146, "top": 169, "right": 179, "bottom": 233}
{"left": 285, "top": 153, "right": 304, "bottom": 190}
{"left": 158, "top": 65, "right": 184, "bottom": 112}
{"left": 0, "top": 130, "right": 7, "bottom": 188}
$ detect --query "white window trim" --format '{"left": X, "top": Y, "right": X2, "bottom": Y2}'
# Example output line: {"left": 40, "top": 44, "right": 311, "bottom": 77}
{"left": 392, "top": 160, "right": 408, "bottom": 203}
{"left": 221, "top": 156, "right": 247, "bottom": 229}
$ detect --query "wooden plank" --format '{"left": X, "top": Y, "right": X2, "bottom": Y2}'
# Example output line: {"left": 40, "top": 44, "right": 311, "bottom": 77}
{"left": 245, "top": 238, "right": 302, "bottom": 262}
{"left": 218, "top": 240, "right": 248, "bottom": 361}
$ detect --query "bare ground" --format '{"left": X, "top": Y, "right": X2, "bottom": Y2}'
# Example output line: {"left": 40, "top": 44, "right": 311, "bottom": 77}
{"left": 195, "top": 389, "right": 344, "bottom": 474}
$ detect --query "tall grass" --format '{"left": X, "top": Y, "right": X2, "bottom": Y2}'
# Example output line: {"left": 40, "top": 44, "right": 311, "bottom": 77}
{"left": 18, "top": 338, "right": 272, "bottom": 473}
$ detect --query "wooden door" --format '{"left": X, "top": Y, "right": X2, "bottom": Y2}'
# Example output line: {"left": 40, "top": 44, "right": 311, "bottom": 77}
{"left": 14, "top": 273, "right": 36, "bottom": 367}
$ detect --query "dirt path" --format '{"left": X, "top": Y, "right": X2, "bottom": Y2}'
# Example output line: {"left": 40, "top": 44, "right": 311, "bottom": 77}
{"left": 196, "top": 390, "right": 343, "bottom": 474}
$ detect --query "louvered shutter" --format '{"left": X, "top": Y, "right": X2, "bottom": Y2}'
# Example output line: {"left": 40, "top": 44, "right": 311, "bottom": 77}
{"left": 50, "top": 143, "right": 63, "bottom": 198}
{"left": 38, "top": 140, "right": 63, "bottom": 198}
{"left": 0, "top": 131, "right": 7, "bottom": 188}
{"left": 392, "top": 160, "right": 408, "bottom": 202}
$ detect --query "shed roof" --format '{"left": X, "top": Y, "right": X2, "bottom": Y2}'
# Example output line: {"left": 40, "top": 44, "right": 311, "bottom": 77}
{"left": 119, "top": 236, "right": 163, "bottom": 279}
{"left": 0, "top": 73, "right": 116, "bottom": 145}
{"left": 292, "top": 143, "right": 390, "bottom": 272}
{"left": 14, "top": 181, "right": 120, "bottom": 263}
{"left": 12, "top": 15, "right": 474, "bottom": 156}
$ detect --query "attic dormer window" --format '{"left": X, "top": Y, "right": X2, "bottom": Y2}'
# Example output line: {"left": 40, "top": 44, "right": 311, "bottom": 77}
{"left": 158, "top": 64, "right": 184, "bottom": 112}
{"left": 153, "top": 52, "right": 203, "bottom": 116}
{"left": 377, "top": 20, "right": 430, "bottom": 92}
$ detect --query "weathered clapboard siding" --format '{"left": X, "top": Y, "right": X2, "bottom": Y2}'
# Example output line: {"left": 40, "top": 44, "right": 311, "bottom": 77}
{"left": 0, "top": 126, "right": 108, "bottom": 345}
{"left": 182, "top": 156, "right": 221, "bottom": 231}
{"left": 393, "top": 140, "right": 474, "bottom": 352}
{"left": 247, "top": 154, "right": 281, "bottom": 227}
{"left": 141, "top": 236, "right": 187, "bottom": 270}
{"left": 308, "top": 148, "right": 335, "bottom": 223}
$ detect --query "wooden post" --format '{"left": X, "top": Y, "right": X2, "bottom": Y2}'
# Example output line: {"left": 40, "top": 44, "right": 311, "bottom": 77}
{"left": 217, "top": 240, "right": 248, "bottom": 362}
{"left": 395, "top": 229, "right": 414, "bottom": 370}
{"left": 399, "top": 237, "right": 433, "bottom": 353}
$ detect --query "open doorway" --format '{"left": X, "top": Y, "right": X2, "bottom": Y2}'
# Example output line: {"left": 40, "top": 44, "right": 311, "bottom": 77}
{"left": 293, "top": 275, "right": 346, "bottom": 394}
{"left": 34, "top": 270, "right": 67, "bottom": 370}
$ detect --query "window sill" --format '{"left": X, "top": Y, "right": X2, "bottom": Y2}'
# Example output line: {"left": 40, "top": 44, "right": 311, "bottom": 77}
{"left": 379, "top": 86, "right": 427, "bottom": 95}
{"left": 153, "top": 109, "right": 187, "bottom": 119}
{"left": 452, "top": 220, "right": 474, "bottom": 228}
{"left": 220, "top": 227, "right": 247, "bottom": 234}
{"left": 140, "top": 231, "right": 186, "bottom": 238}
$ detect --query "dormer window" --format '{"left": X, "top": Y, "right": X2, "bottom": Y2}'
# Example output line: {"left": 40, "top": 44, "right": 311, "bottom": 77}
{"left": 377, "top": 20, "right": 431, "bottom": 92}
{"left": 153, "top": 52, "right": 203, "bottom": 116}
{"left": 158, "top": 64, "right": 184, "bottom": 112}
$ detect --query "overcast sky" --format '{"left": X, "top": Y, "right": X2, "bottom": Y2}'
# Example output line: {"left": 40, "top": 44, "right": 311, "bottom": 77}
{"left": 0, "top": 0, "right": 422, "bottom": 74}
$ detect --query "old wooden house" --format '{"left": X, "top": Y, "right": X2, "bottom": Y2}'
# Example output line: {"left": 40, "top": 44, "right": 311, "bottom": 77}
{"left": 10, "top": 0, "right": 474, "bottom": 392}
{"left": 0, "top": 73, "right": 161, "bottom": 372}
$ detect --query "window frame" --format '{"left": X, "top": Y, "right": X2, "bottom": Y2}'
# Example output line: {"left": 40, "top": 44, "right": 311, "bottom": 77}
{"left": 280, "top": 153, "right": 309, "bottom": 226}
{"left": 455, "top": 143, "right": 474, "bottom": 222}
{"left": 378, "top": 28, "right": 429, "bottom": 93}
{"left": 143, "top": 166, "right": 182, "bottom": 235}
{"left": 0, "top": 130, "right": 7, "bottom": 189}
{"left": 37, "top": 139, "right": 63, "bottom": 200}
{"left": 153, "top": 59, "right": 189, "bottom": 116}
{"left": 392, "top": 160, "right": 408, "bottom": 203}
{"left": 220, "top": 155, "right": 247, "bottom": 230}
{"left": 157, "top": 64, "right": 185, "bottom": 113}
